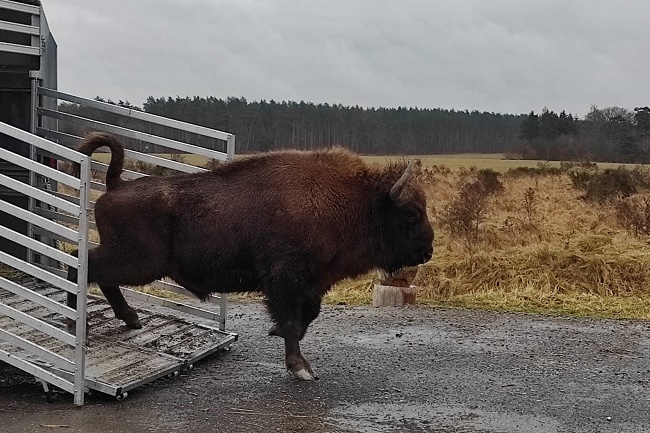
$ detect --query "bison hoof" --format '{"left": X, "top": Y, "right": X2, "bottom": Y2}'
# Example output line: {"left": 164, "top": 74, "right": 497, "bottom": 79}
{"left": 290, "top": 367, "right": 319, "bottom": 381}
{"left": 126, "top": 319, "right": 142, "bottom": 329}
{"left": 119, "top": 310, "right": 142, "bottom": 329}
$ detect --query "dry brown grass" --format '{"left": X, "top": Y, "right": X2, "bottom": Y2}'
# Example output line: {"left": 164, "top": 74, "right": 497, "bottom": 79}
{"left": 327, "top": 168, "right": 650, "bottom": 319}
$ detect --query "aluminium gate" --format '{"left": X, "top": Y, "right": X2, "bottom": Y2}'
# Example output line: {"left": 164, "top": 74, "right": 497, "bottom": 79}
{"left": 0, "top": 87, "right": 239, "bottom": 406}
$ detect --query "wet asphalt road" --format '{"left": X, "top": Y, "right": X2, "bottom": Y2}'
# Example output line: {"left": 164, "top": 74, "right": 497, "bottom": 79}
{"left": 2, "top": 301, "right": 650, "bottom": 433}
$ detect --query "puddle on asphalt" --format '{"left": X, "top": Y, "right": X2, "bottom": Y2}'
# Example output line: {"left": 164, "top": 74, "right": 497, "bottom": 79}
{"left": 328, "top": 402, "right": 560, "bottom": 433}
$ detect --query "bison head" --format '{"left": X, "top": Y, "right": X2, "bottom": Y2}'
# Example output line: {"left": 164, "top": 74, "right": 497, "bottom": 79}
{"left": 378, "top": 160, "right": 434, "bottom": 273}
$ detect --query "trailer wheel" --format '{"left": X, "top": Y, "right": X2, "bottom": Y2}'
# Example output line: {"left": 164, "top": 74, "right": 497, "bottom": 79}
{"left": 167, "top": 371, "right": 179, "bottom": 379}
{"left": 181, "top": 363, "right": 193, "bottom": 373}
{"left": 116, "top": 392, "right": 128, "bottom": 402}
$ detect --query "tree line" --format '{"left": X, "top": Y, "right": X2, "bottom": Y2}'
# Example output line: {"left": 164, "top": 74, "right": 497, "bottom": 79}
{"left": 138, "top": 96, "right": 523, "bottom": 155}
{"left": 515, "top": 106, "right": 650, "bottom": 163}
{"left": 57, "top": 96, "right": 650, "bottom": 163}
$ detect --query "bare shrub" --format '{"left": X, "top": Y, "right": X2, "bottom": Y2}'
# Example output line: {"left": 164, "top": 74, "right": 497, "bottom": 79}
{"left": 506, "top": 162, "right": 564, "bottom": 178}
{"left": 477, "top": 169, "right": 504, "bottom": 195}
{"left": 439, "top": 170, "right": 504, "bottom": 253}
{"left": 570, "top": 166, "right": 650, "bottom": 203}
{"left": 523, "top": 187, "right": 537, "bottom": 226}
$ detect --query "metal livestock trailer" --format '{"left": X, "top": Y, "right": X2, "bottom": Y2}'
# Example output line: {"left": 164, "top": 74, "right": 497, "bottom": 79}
{"left": 0, "top": 0, "right": 238, "bottom": 406}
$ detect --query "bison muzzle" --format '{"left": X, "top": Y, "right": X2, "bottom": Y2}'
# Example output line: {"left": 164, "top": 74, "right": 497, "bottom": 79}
{"left": 67, "top": 132, "right": 434, "bottom": 381}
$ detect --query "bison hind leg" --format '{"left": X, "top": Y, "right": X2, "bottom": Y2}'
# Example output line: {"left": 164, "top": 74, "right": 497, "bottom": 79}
{"left": 100, "top": 284, "right": 142, "bottom": 329}
{"left": 65, "top": 248, "right": 142, "bottom": 331}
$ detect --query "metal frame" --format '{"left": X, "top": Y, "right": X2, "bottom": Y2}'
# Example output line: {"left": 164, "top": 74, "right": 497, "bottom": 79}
{"left": 0, "top": 121, "right": 91, "bottom": 406}
{"left": 1, "top": 88, "right": 237, "bottom": 407}
{"left": 34, "top": 86, "right": 235, "bottom": 331}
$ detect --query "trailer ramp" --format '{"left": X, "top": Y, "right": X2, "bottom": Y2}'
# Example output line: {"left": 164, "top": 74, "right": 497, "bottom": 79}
{"left": 0, "top": 275, "right": 237, "bottom": 402}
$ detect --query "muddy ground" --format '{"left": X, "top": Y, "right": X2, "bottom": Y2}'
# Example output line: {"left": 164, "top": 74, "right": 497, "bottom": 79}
{"left": 2, "top": 301, "right": 650, "bottom": 433}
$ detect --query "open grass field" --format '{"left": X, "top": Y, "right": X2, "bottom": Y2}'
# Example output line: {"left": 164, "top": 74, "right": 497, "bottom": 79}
{"left": 53, "top": 152, "right": 650, "bottom": 320}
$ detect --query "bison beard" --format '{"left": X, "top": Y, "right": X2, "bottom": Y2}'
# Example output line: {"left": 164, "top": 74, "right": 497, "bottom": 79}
{"left": 66, "top": 132, "right": 435, "bottom": 380}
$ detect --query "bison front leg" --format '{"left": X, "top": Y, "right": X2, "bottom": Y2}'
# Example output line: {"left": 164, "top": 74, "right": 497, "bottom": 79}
{"left": 266, "top": 292, "right": 322, "bottom": 381}
{"left": 269, "top": 322, "right": 319, "bottom": 381}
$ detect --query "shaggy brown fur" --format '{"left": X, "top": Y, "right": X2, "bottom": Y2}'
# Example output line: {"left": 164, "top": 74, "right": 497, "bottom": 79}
{"left": 67, "top": 132, "right": 434, "bottom": 380}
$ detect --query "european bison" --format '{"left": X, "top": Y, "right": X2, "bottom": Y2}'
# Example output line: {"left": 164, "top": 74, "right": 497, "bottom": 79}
{"left": 67, "top": 132, "right": 434, "bottom": 380}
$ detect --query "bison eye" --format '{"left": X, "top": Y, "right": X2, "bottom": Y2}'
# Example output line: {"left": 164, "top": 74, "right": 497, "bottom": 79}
{"left": 403, "top": 207, "right": 421, "bottom": 222}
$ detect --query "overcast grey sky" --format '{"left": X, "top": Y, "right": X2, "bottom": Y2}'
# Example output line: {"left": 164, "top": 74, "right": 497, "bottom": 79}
{"left": 41, "top": 0, "right": 649, "bottom": 118}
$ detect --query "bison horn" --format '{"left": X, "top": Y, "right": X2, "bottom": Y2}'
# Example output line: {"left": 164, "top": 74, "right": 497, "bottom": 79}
{"left": 389, "top": 161, "right": 414, "bottom": 202}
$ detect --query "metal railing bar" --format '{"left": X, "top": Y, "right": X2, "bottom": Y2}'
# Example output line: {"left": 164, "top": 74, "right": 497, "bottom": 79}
{"left": 0, "top": 328, "right": 75, "bottom": 371}
{"left": 0, "top": 172, "right": 80, "bottom": 215}
{"left": 0, "top": 147, "right": 81, "bottom": 189}
{"left": 0, "top": 225, "right": 78, "bottom": 267}
{"left": 34, "top": 148, "right": 75, "bottom": 165}
{"left": 123, "top": 149, "right": 207, "bottom": 174}
{"left": 0, "top": 276, "right": 76, "bottom": 319}
{"left": 90, "top": 181, "right": 106, "bottom": 192}
{"left": 34, "top": 263, "right": 67, "bottom": 279}
{"left": 32, "top": 208, "right": 97, "bottom": 231}
{"left": 0, "top": 40, "right": 39, "bottom": 55}
{"left": 38, "top": 108, "right": 229, "bottom": 162}
{"left": 120, "top": 288, "right": 220, "bottom": 322}
{"left": 149, "top": 280, "right": 223, "bottom": 305}
{"left": 91, "top": 161, "right": 146, "bottom": 180}
{"left": 0, "top": 0, "right": 41, "bottom": 14}
{"left": 0, "top": 302, "right": 76, "bottom": 346}
{"left": 0, "top": 120, "right": 84, "bottom": 163}
{"left": 48, "top": 190, "right": 78, "bottom": 205}
{"left": 35, "top": 127, "right": 81, "bottom": 149}
{"left": 48, "top": 190, "right": 95, "bottom": 210}
{"left": 0, "top": 250, "right": 77, "bottom": 294}
{"left": 0, "top": 199, "right": 79, "bottom": 243}
{"left": 37, "top": 87, "right": 233, "bottom": 142}
{"left": 0, "top": 349, "right": 75, "bottom": 394}
{"left": 34, "top": 207, "right": 78, "bottom": 226}
{"left": 31, "top": 225, "right": 76, "bottom": 248}
{"left": 0, "top": 19, "right": 39, "bottom": 35}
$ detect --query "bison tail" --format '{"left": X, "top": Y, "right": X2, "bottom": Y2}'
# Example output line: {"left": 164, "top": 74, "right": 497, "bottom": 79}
{"left": 78, "top": 132, "right": 125, "bottom": 191}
